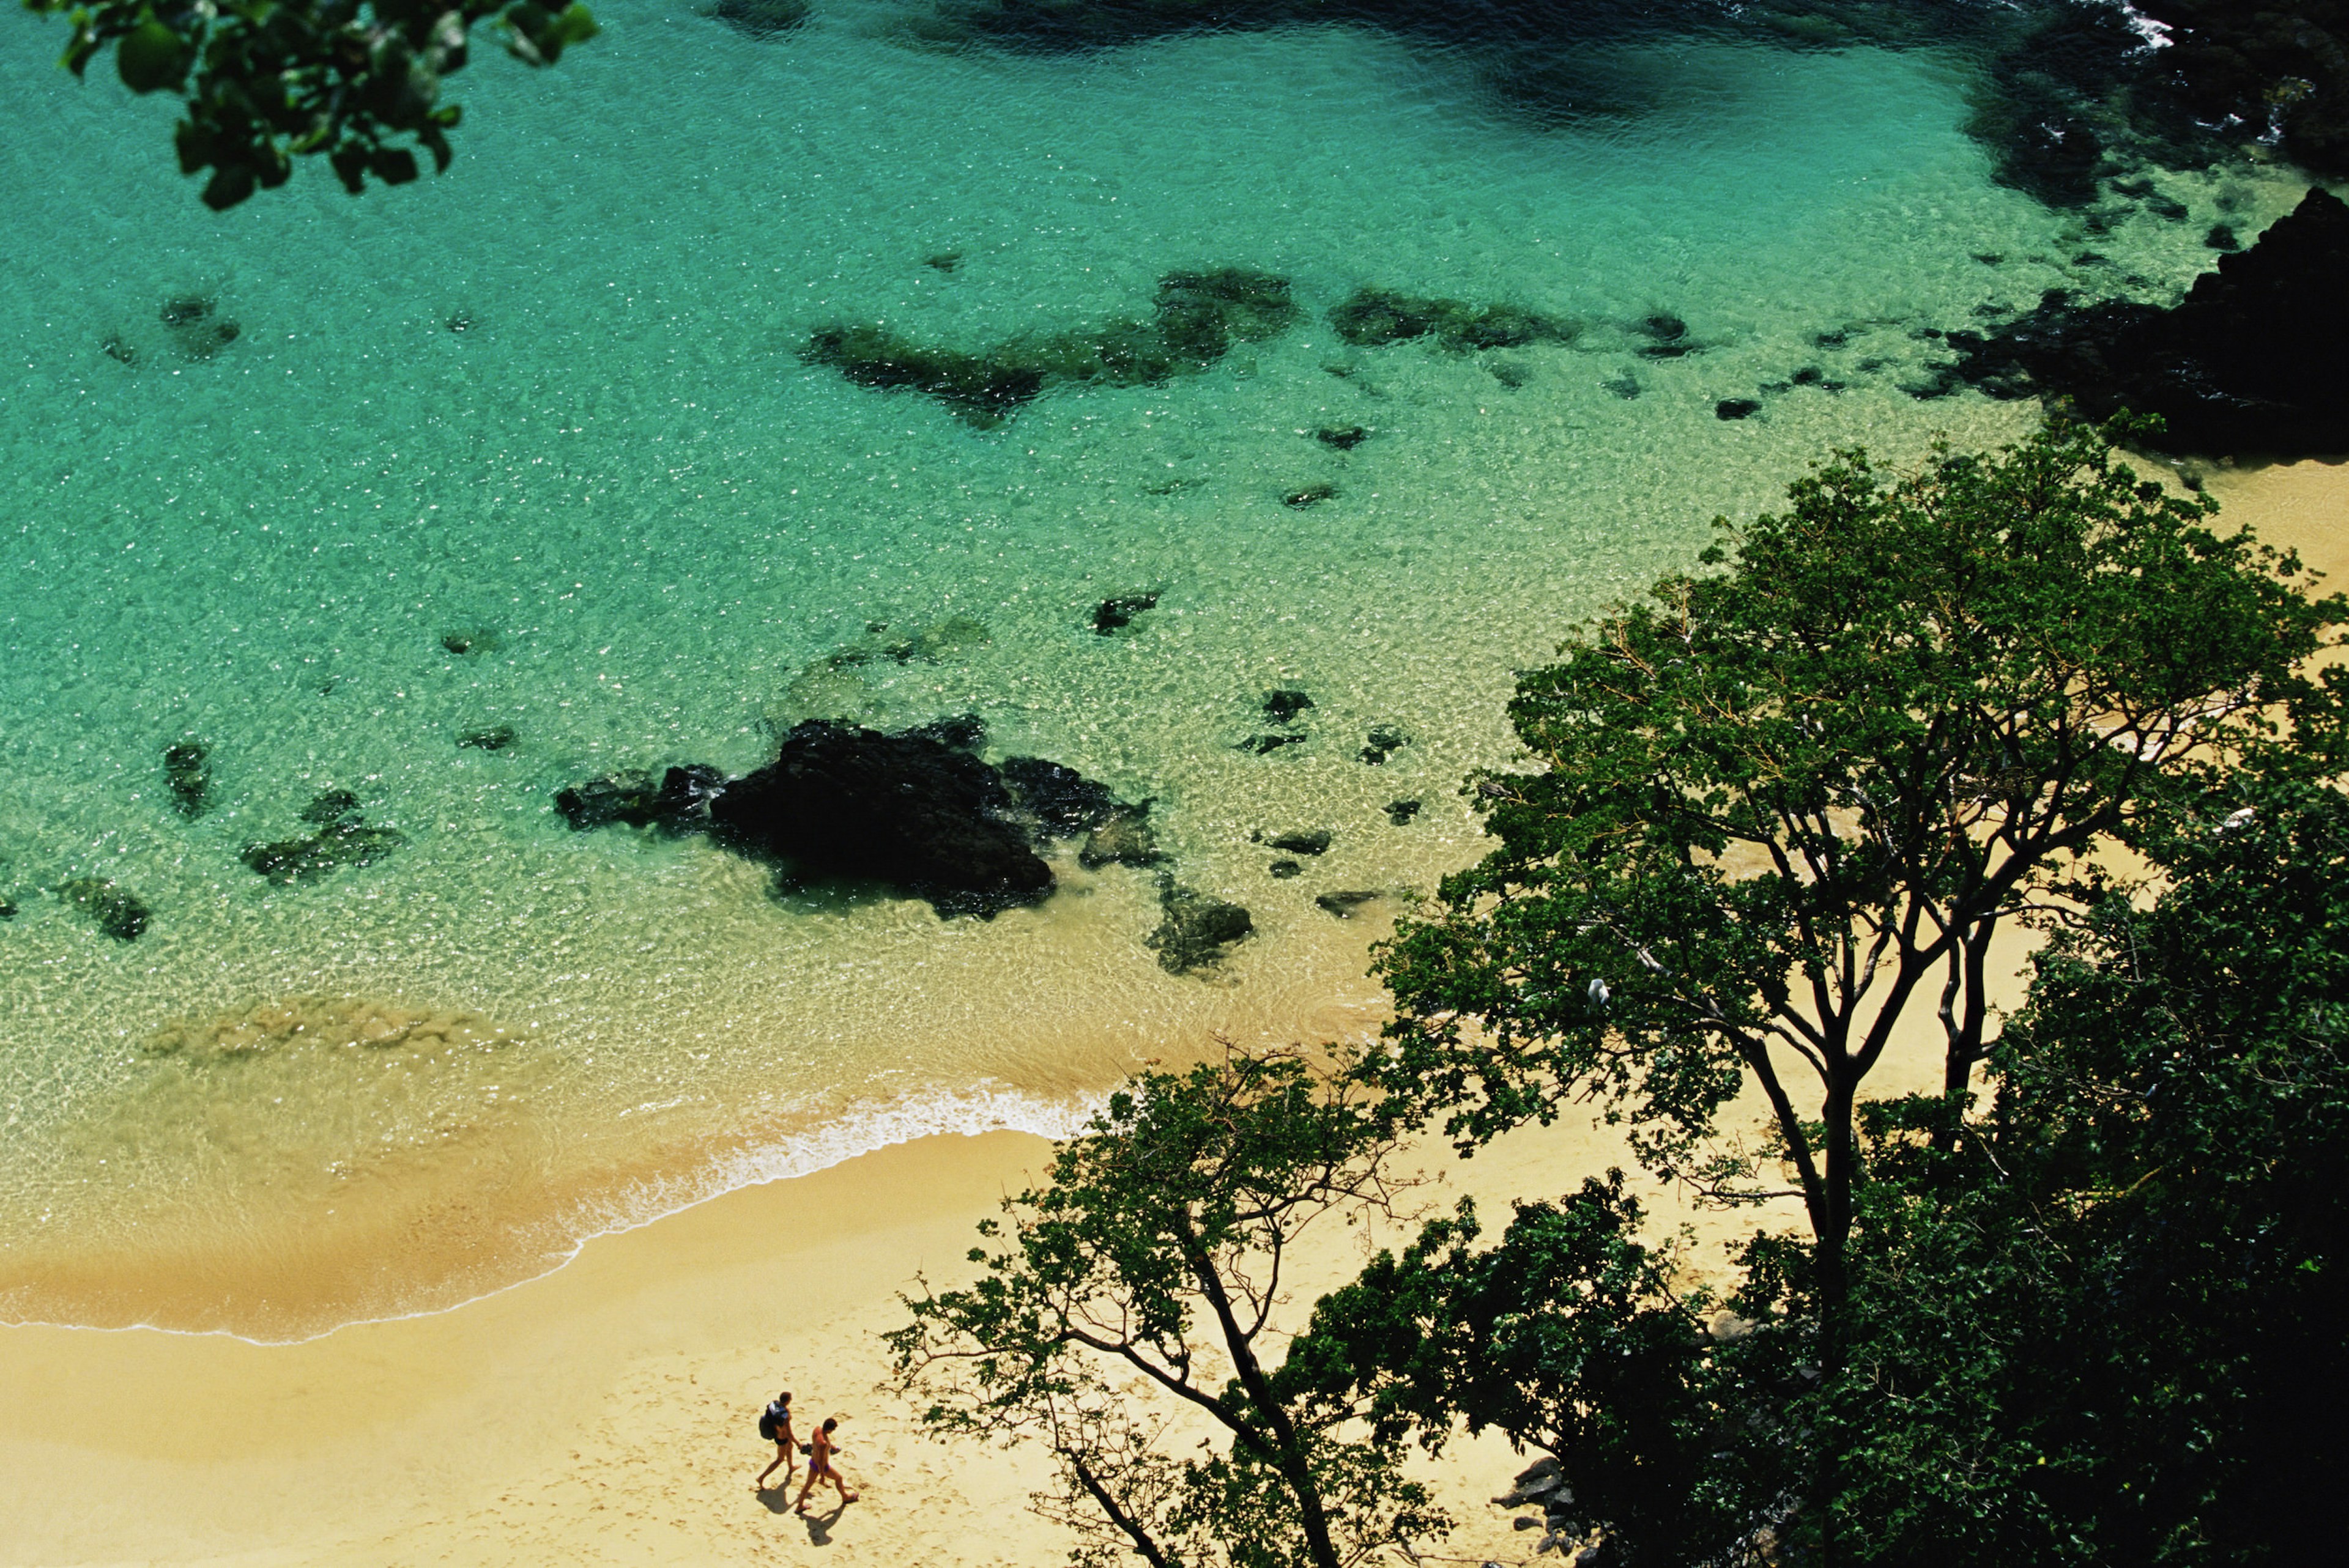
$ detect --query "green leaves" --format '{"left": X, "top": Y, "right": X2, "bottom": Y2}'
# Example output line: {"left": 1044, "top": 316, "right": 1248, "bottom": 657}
{"left": 113, "top": 18, "right": 189, "bottom": 93}
{"left": 500, "top": 2, "right": 598, "bottom": 65}
{"left": 890, "top": 1047, "right": 1440, "bottom": 1568}
{"left": 28, "top": 0, "right": 598, "bottom": 206}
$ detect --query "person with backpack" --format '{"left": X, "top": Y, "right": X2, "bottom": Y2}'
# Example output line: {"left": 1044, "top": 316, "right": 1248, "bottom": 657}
{"left": 792, "top": 1415, "right": 858, "bottom": 1515}
{"left": 753, "top": 1390, "right": 796, "bottom": 1493}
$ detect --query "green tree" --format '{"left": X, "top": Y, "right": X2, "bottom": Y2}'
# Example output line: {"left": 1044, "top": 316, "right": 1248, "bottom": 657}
{"left": 1282, "top": 1172, "right": 1745, "bottom": 1566}
{"left": 1365, "top": 417, "right": 2347, "bottom": 1556}
{"left": 29, "top": 0, "right": 598, "bottom": 208}
{"left": 888, "top": 1046, "right": 1445, "bottom": 1568}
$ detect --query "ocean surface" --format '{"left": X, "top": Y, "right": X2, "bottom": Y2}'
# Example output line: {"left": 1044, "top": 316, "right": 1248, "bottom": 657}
{"left": 0, "top": 1, "right": 2303, "bottom": 1337}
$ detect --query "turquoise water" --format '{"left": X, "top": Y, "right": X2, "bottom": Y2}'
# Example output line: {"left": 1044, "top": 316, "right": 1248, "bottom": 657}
{"left": 0, "top": 2, "right": 2301, "bottom": 1335}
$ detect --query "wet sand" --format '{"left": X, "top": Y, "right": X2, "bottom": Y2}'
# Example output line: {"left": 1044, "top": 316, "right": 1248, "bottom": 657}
{"left": 1, "top": 456, "right": 2336, "bottom": 1567}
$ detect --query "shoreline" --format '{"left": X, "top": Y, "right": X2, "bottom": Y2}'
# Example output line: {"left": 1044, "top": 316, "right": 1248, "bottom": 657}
{"left": 0, "top": 456, "right": 2334, "bottom": 1567}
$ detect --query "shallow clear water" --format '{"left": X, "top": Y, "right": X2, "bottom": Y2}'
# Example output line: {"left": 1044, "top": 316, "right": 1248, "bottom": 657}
{"left": 0, "top": 2, "right": 2304, "bottom": 1335}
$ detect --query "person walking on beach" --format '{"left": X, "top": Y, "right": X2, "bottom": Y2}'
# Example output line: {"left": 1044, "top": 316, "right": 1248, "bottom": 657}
{"left": 754, "top": 1391, "right": 797, "bottom": 1493}
{"left": 792, "top": 1415, "right": 859, "bottom": 1515}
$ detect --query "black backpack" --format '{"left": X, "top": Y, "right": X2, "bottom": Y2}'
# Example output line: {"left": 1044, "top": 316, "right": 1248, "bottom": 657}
{"left": 758, "top": 1406, "right": 781, "bottom": 1441}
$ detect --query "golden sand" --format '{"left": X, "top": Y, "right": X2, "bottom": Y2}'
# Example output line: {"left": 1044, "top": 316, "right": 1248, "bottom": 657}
{"left": 0, "top": 459, "right": 2336, "bottom": 1567}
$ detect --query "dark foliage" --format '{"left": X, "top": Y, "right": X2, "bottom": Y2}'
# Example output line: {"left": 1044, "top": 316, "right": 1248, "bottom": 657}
{"left": 31, "top": 0, "right": 597, "bottom": 208}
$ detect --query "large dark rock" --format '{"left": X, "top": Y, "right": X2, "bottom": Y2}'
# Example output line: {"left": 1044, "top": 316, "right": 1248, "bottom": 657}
{"left": 1947, "top": 187, "right": 2349, "bottom": 457}
{"left": 2136, "top": 2, "right": 2349, "bottom": 179}
{"left": 710, "top": 720, "right": 1055, "bottom": 918}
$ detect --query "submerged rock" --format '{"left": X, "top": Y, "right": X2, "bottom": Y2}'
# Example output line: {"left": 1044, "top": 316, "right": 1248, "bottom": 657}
{"left": 1360, "top": 724, "right": 1408, "bottom": 764}
{"left": 1093, "top": 591, "right": 1160, "bottom": 634}
{"left": 1264, "top": 829, "right": 1331, "bottom": 857}
{"left": 1146, "top": 882, "right": 1253, "bottom": 974}
{"left": 242, "top": 791, "right": 408, "bottom": 886}
{"left": 805, "top": 266, "right": 1297, "bottom": 427}
{"left": 459, "top": 725, "right": 518, "bottom": 752}
{"left": 554, "top": 764, "right": 730, "bottom": 836}
{"left": 1330, "top": 287, "right": 1573, "bottom": 352}
{"left": 1263, "top": 689, "right": 1314, "bottom": 724}
{"left": 1001, "top": 755, "right": 1125, "bottom": 836}
{"left": 59, "top": 876, "right": 150, "bottom": 941}
{"left": 1267, "top": 859, "right": 1302, "bottom": 879}
{"left": 1281, "top": 483, "right": 1338, "bottom": 508}
{"left": 710, "top": 720, "right": 1055, "bottom": 918}
{"left": 1946, "top": 188, "right": 2349, "bottom": 457}
{"left": 1078, "top": 802, "right": 1163, "bottom": 869}
{"left": 162, "top": 740, "right": 211, "bottom": 818}
{"left": 1385, "top": 798, "right": 1422, "bottom": 825}
{"left": 1315, "top": 424, "right": 1369, "bottom": 450}
{"left": 1236, "top": 733, "right": 1307, "bottom": 755}
{"left": 1315, "top": 889, "right": 1383, "bottom": 919}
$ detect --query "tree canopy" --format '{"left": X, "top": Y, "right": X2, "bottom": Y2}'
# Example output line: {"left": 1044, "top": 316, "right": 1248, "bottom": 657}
{"left": 29, "top": 0, "right": 598, "bottom": 208}
{"left": 898, "top": 420, "right": 2349, "bottom": 1566}
{"left": 888, "top": 1046, "right": 1442, "bottom": 1568}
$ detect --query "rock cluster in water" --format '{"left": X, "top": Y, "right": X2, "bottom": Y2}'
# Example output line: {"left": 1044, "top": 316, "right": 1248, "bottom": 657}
{"left": 1946, "top": 187, "right": 2349, "bottom": 457}
{"left": 803, "top": 267, "right": 1297, "bottom": 426}
{"left": 242, "top": 790, "right": 409, "bottom": 886}
{"left": 1329, "top": 287, "right": 1575, "bottom": 352}
{"left": 557, "top": 716, "right": 1174, "bottom": 922}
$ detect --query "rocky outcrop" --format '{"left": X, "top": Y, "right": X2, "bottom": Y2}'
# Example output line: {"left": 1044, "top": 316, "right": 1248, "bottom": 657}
{"left": 558, "top": 718, "right": 1153, "bottom": 919}
{"left": 710, "top": 720, "right": 1055, "bottom": 917}
{"left": 1947, "top": 187, "right": 2349, "bottom": 456}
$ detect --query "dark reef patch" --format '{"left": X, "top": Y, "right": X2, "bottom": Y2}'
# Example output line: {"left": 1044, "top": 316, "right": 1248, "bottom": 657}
{"left": 1946, "top": 187, "right": 2349, "bottom": 457}
{"left": 902, "top": 3, "right": 2349, "bottom": 204}
{"left": 1093, "top": 591, "right": 1160, "bottom": 634}
{"left": 1329, "top": 287, "right": 1573, "bottom": 352}
{"left": 804, "top": 267, "right": 1297, "bottom": 426}
{"left": 163, "top": 741, "right": 211, "bottom": 819}
{"left": 1281, "top": 483, "right": 1339, "bottom": 509}
{"left": 59, "top": 878, "right": 150, "bottom": 942}
{"left": 1264, "top": 829, "right": 1332, "bottom": 857}
{"left": 242, "top": 791, "right": 407, "bottom": 885}
{"left": 708, "top": 720, "right": 1055, "bottom": 917}
{"left": 459, "top": 725, "right": 518, "bottom": 752}
{"left": 1361, "top": 726, "right": 1409, "bottom": 764}
{"left": 1262, "top": 689, "right": 1315, "bottom": 724}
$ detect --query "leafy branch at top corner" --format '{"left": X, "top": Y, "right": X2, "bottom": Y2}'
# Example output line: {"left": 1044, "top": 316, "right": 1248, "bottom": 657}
{"left": 30, "top": 0, "right": 600, "bottom": 210}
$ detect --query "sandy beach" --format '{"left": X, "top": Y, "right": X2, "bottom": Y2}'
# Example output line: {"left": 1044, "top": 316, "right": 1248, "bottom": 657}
{"left": 2, "top": 454, "right": 2338, "bottom": 1568}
